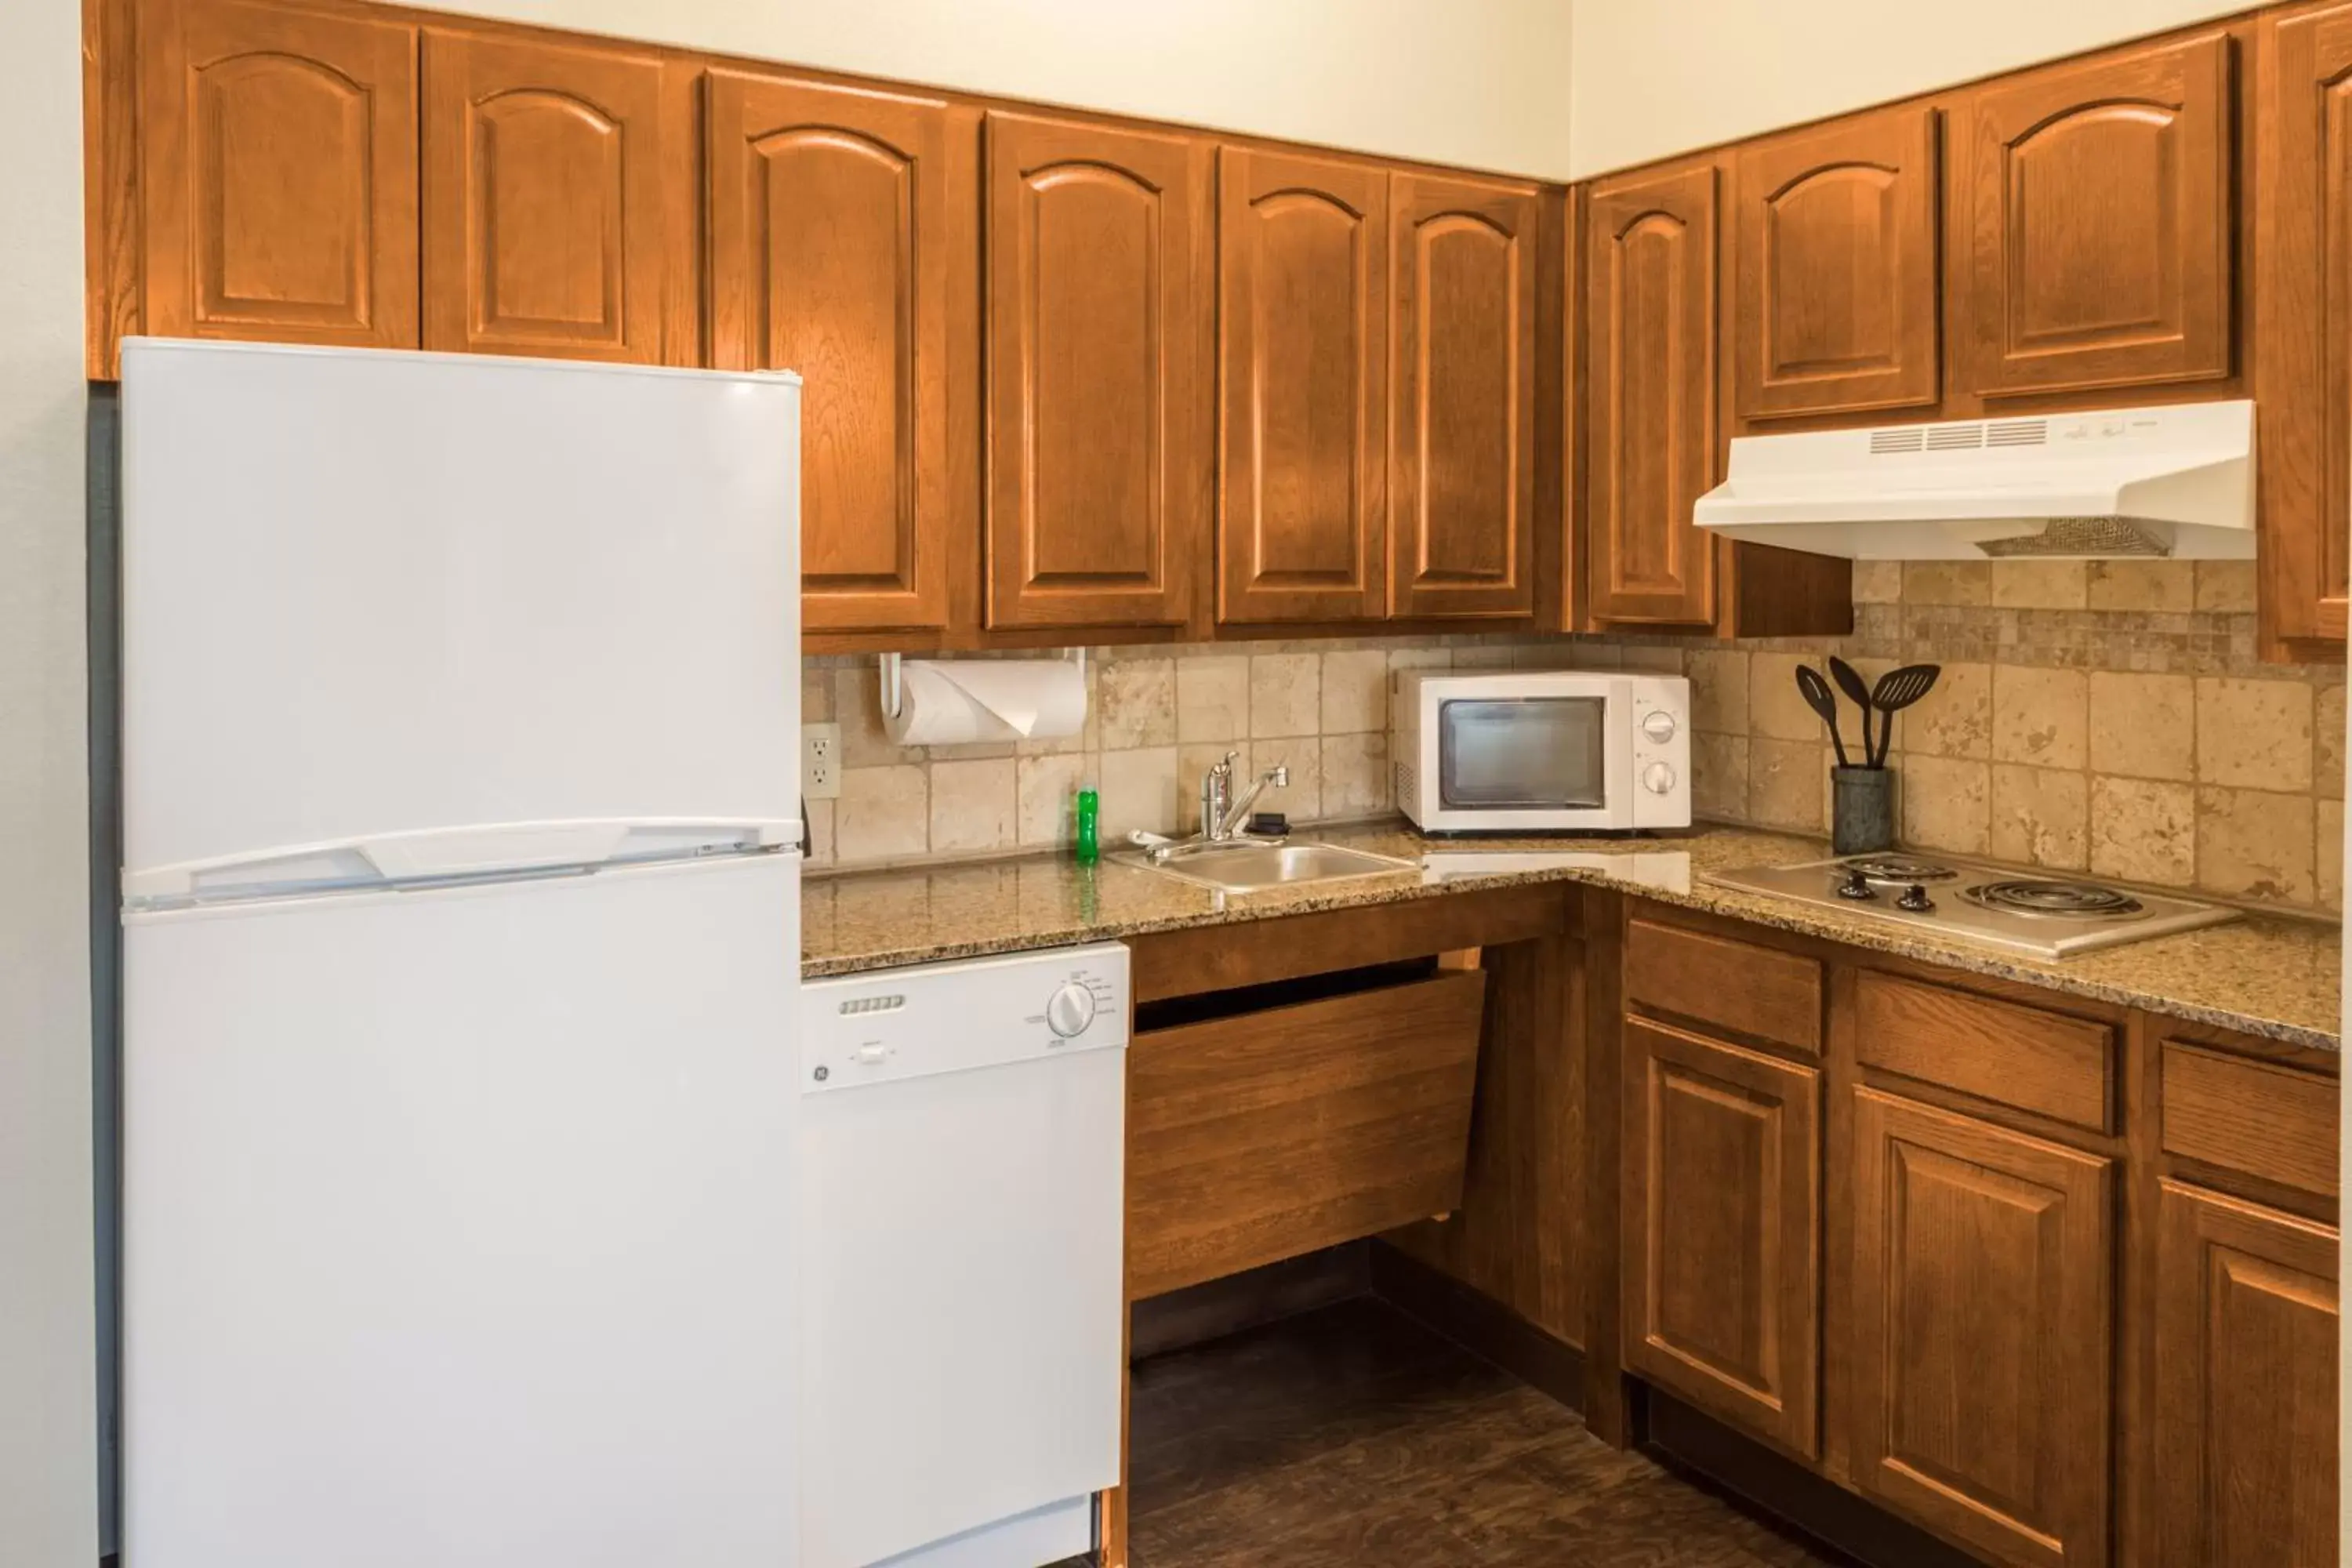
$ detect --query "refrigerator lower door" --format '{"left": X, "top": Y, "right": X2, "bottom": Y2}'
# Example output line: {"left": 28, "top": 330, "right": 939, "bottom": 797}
{"left": 123, "top": 851, "right": 799, "bottom": 1568}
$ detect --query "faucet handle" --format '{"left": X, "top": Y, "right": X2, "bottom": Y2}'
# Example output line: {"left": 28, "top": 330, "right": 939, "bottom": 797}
{"left": 1264, "top": 762, "right": 1289, "bottom": 787}
{"left": 1212, "top": 750, "right": 1239, "bottom": 779}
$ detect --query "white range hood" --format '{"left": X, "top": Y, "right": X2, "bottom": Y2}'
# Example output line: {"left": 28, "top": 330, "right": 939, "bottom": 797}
{"left": 1693, "top": 400, "right": 2255, "bottom": 561}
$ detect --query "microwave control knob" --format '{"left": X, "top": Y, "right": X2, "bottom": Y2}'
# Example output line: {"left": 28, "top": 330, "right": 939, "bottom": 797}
{"left": 1640, "top": 709, "right": 1678, "bottom": 743}
{"left": 1046, "top": 982, "right": 1098, "bottom": 1039}
{"left": 1640, "top": 761, "right": 1677, "bottom": 795}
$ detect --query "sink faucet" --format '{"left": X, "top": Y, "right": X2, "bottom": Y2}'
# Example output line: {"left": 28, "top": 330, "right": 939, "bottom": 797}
{"left": 1131, "top": 752, "right": 1290, "bottom": 863}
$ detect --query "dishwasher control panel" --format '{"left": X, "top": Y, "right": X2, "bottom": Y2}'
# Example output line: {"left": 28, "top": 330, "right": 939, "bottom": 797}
{"left": 799, "top": 942, "right": 1129, "bottom": 1094}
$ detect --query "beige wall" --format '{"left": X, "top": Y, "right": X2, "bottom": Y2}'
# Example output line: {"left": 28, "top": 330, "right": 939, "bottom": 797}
{"left": 1, "top": 0, "right": 98, "bottom": 1559}
{"left": 414, "top": 0, "right": 1579, "bottom": 178}
{"left": 1567, "top": 0, "right": 2252, "bottom": 178}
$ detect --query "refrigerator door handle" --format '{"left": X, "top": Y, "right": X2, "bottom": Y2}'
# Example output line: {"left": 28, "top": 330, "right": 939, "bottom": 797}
{"left": 123, "top": 817, "right": 804, "bottom": 909}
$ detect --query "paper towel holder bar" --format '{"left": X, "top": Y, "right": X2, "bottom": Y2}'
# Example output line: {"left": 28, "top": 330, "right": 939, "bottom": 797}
{"left": 877, "top": 648, "right": 1087, "bottom": 721}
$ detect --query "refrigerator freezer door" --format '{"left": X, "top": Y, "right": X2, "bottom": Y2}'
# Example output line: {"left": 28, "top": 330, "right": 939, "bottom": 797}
{"left": 122, "top": 852, "right": 800, "bottom": 1568}
{"left": 119, "top": 339, "right": 800, "bottom": 877}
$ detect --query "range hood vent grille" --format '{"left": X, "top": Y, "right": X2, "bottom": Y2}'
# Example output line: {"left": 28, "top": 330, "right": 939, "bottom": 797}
{"left": 1869, "top": 428, "right": 1924, "bottom": 455}
{"left": 1975, "top": 517, "right": 2172, "bottom": 557}
{"left": 1986, "top": 418, "right": 2050, "bottom": 448}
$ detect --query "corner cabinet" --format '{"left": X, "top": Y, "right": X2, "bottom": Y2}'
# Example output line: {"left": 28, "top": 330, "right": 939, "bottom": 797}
{"left": 706, "top": 70, "right": 975, "bottom": 634}
{"left": 2256, "top": 0, "right": 2352, "bottom": 658}
{"left": 135, "top": 0, "right": 421, "bottom": 351}
{"left": 1387, "top": 172, "right": 1541, "bottom": 621}
{"left": 984, "top": 111, "right": 1212, "bottom": 630}
{"left": 1215, "top": 147, "right": 1389, "bottom": 624}
{"left": 1951, "top": 32, "right": 2235, "bottom": 398}
{"left": 1584, "top": 162, "right": 1719, "bottom": 628}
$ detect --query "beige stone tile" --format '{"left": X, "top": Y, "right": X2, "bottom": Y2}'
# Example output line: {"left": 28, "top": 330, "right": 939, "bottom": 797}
{"left": 2085, "top": 560, "right": 2194, "bottom": 612}
{"left": 836, "top": 666, "right": 915, "bottom": 767}
{"left": 1098, "top": 746, "right": 1181, "bottom": 840}
{"left": 835, "top": 764, "right": 928, "bottom": 861}
{"left": 1015, "top": 753, "right": 1088, "bottom": 848}
{"left": 1386, "top": 645, "right": 1453, "bottom": 674}
{"left": 1687, "top": 649, "right": 1750, "bottom": 735}
{"left": 1904, "top": 561, "right": 1991, "bottom": 606}
{"left": 2197, "top": 786, "right": 2316, "bottom": 906}
{"left": 1992, "top": 665, "right": 2087, "bottom": 770}
{"left": 2086, "top": 671, "right": 2194, "bottom": 782}
{"left": 1990, "top": 764, "right": 2089, "bottom": 870}
{"left": 1899, "top": 754, "right": 1990, "bottom": 857}
{"left": 1619, "top": 644, "right": 1686, "bottom": 673}
{"left": 1750, "top": 652, "right": 1828, "bottom": 743}
{"left": 925, "top": 740, "right": 1017, "bottom": 760}
{"left": 927, "top": 757, "right": 1016, "bottom": 854}
{"left": 801, "top": 665, "right": 834, "bottom": 724}
{"left": 1096, "top": 656, "right": 1176, "bottom": 750}
{"left": 1320, "top": 648, "right": 1390, "bottom": 734}
{"left": 2317, "top": 684, "right": 2344, "bottom": 798}
{"left": 804, "top": 798, "right": 837, "bottom": 866}
{"left": 1254, "top": 740, "right": 1322, "bottom": 822}
{"left": 1174, "top": 655, "right": 1251, "bottom": 744}
{"left": 1991, "top": 561, "right": 2088, "bottom": 610}
{"left": 1319, "top": 733, "right": 1390, "bottom": 819}
{"left": 2088, "top": 776, "right": 2196, "bottom": 887}
{"left": 2194, "top": 677, "right": 2314, "bottom": 791}
{"left": 1900, "top": 662, "right": 1991, "bottom": 760}
{"left": 1449, "top": 641, "right": 1520, "bottom": 670}
{"left": 1691, "top": 733, "right": 1749, "bottom": 823}
{"left": 2195, "top": 560, "right": 2258, "bottom": 613}
{"left": 1250, "top": 652, "right": 1322, "bottom": 738}
{"left": 1748, "top": 738, "right": 1827, "bottom": 833}
{"left": 1852, "top": 559, "right": 1903, "bottom": 604}
{"left": 1520, "top": 641, "right": 1602, "bottom": 669}
{"left": 2320, "top": 798, "right": 2343, "bottom": 913}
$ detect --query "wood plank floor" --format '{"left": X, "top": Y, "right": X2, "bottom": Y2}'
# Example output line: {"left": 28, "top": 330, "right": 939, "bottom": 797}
{"left": 1123, "top": 1296, "right": 1842, "bottom": 1568}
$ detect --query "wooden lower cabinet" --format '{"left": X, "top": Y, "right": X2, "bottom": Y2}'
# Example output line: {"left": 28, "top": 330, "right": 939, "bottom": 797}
{"left": 1623, "top": 1018, "right": 1820, "bottom": 1457}
{"left": 2152, "top": 1180, "right": 2340, "bottom": 1568}
{"left": 1847, "top": 1087, "right": 2114, "bottom": 1568}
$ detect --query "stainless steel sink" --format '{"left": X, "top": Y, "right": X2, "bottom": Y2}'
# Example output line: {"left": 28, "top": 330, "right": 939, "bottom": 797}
{"left": 1120, "top": 840, "right": 1420, "bottom": 895}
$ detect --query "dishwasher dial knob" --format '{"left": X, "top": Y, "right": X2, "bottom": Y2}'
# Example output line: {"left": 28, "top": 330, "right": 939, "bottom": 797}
{"left": 1641, "top": 709, "right": 1678, "bottom": 743}
{"left": 1046, "top": 982, "right": 1098, "bottom": 1039}
{"left": 1640, "top": 761, "right": 1677, "bottom": 795}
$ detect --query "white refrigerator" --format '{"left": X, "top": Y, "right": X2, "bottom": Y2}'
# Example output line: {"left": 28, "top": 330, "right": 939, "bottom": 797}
{"left": 117, "top": 339, "right": 804, "bottom": 1567}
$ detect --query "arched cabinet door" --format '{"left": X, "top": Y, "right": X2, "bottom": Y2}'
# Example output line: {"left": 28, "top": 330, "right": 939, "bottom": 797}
{"left": 1954, "top": 32, "right": 2234, "bottom": 397}
{"left": 137, "top": 0, "right": 419, "bottom": 352}
{"left": 708, "top": 70, "right": 974, "bottom": 634}
{"left": 1388, "top": 172, "right": 1540, "bottom": 621}
{"left": 421, "top": 30, "right": 673, "bottom": 362}
{"left": 1733, "top": 104, "right": 1940, "bottom": 421}
{"left": 984, "top": 111, "right": 1210, "bottom": 630}
{"left": 1216, "top": 147, "right": 1388, "bottom": 625}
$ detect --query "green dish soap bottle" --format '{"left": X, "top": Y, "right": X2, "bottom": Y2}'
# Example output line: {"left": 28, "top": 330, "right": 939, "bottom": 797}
{"left": 1073, "top": 781, "right": 1101, "bottom": 864}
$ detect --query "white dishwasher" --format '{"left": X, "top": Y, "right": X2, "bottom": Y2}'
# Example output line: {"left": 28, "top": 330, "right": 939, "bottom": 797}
{"left": 798, "top": 942, "right": 1129, "bottom": 1568}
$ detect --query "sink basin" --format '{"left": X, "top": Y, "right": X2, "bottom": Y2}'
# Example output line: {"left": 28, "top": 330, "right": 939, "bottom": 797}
{"left": 1121, "top": 840, "right": 1419, "bottom": 895}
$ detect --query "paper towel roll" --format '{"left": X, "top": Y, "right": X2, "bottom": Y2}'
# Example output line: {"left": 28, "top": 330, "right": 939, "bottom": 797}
{"left": 882, "top": 658, "right": 1090, "bottom": 747}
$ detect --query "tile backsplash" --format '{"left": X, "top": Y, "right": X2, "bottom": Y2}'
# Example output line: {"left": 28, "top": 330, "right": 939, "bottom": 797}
{"left": 804, "top": 559, "right": 2344, "bottom": 915}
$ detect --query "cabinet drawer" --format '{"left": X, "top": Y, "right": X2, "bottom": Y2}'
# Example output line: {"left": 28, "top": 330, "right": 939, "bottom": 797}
{"left": 1853, "top": 972, "right": 2114, "bottom": 1133}
{"left": 2161, "top": 1042, "right": 2339, "bottom": 1198}
{"left": 1625, "top": 919, "right": 1822, "bottom": 1054}
{"left": 1126, "top": 968, "right": 1488, "bottom": 1299}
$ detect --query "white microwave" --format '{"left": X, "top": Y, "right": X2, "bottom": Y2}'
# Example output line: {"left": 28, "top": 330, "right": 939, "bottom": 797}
{"left": 1392, "top": 670, "right": 1690, "bottom": 834}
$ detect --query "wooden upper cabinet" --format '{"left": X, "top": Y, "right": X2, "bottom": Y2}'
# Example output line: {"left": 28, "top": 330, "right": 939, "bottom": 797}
{"left": 1849, "top": 1088, "right": 2112, "bottom": 1568}
{"left": 2153, "top": 1181, "right": 2339, "bottom": 1568}
{"left": 1216, "top": 148, "right": 1388, "bottom": 624}
{"left": 1733, "top": 105, "right": 1940, "bottom": 420}
{"left": 421, "top": 30, "right": 673, "bottom": 361}
{"left": 2256, "top": 0, "right": 2352, "bottom": 653}
{"left": 708, "top": 70, "right": 971, "bottom": 633}
{"left": 985, "top": 111, "right": 1211, "bottom": 629}
{"left": 1585, "top": 163, "right": 1719, "bottom": 627}
{"left": 136, "top": 0, "right": 419, "bottom": 350}
{"left": 1624, "top": 1019, "right": 1820, "bottom": 1459}
{"left": 1953, "top": 32, "right": 2234, "bottom": 397}
{"left": 1388, "top": 172, "right": 1540, "bottom": 620}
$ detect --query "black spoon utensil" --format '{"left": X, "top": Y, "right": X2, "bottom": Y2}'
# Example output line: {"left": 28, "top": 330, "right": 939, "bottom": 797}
{"left": 1795, "top": 664, "right": 1852, "bottom": 768}
{"left": 1864, "top": 663, "right": 1941, "bottom": 768}
{"left": 1827, "top": 657, "right": 1875, "bottom": 770}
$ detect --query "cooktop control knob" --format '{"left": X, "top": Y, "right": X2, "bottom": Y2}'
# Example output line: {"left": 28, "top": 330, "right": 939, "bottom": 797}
{"left": 1837, "top": 869, "right": 1878, "bottom": 901}
{"left": 1640, "top": 761, "right": 1677, "bottom": 795}
{"left": 1640, "top": 709, "right": 1678, "bottom": 743}
{"left": 1896, "top": 883, "right": 1936, "bottom": 913}
{"left": 1045, "top": 982, "right": 1098, "bottom": 1039}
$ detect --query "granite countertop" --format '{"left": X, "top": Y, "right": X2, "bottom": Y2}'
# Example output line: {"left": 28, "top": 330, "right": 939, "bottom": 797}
{"left": 802, "top": 821, "right": 2343, "bottom": 1053}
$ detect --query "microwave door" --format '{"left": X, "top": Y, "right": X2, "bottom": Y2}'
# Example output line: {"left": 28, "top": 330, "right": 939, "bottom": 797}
{"left": 1439, "top": 695, "right": 1614, "bottom": 813}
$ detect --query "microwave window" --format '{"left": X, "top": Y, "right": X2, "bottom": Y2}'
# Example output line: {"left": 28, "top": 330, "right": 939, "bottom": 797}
{"left": 1439, "top": 698, "right": 1608, "bottom": 810}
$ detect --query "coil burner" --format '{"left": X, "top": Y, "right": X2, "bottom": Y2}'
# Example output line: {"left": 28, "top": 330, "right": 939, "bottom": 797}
{"left": 1959, "top": 879, "right": 2147, "bottom": 920}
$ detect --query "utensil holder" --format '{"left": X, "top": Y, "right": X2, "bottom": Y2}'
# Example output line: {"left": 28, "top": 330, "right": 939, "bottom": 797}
{"left": 1832, "top": 766, "right": 1895, "bottom": 856}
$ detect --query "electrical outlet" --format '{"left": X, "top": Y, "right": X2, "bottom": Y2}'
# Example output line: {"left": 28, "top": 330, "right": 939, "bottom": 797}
{"left": 801, "top": 723, "right": 842, "bottom": 800}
